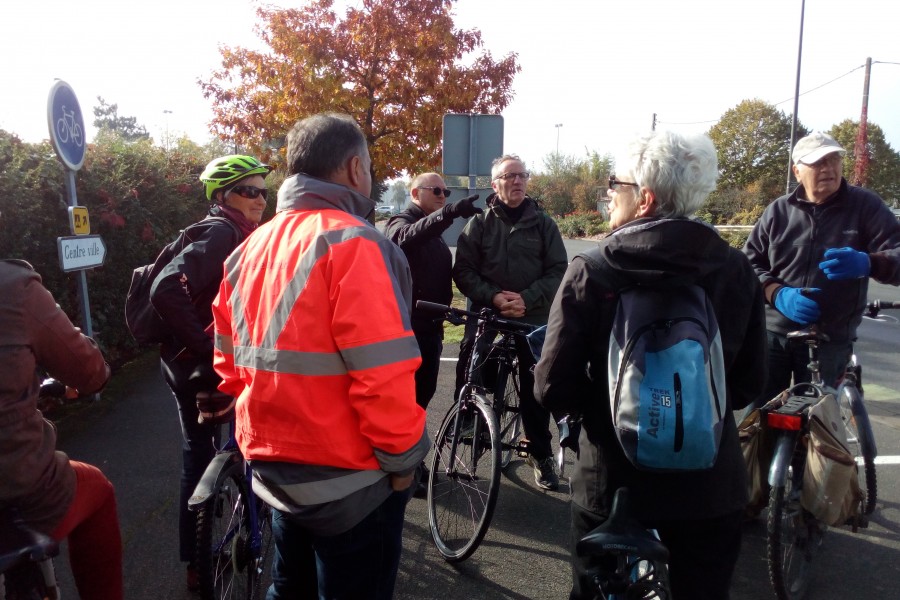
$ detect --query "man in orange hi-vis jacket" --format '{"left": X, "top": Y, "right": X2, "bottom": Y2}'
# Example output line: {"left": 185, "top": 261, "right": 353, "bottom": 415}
{"left": 212, "top": 113, "right": 429, "bottom": 600}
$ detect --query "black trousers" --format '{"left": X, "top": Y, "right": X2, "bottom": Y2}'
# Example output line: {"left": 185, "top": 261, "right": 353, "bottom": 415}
{"left": 413, "top": 328, "right": 443, "bottom": 410}
{"left": 569, "top": 502, "right": 743, "bottom": 600}
{"left": 455, "top": 325, "right": 553, "bottom": 461}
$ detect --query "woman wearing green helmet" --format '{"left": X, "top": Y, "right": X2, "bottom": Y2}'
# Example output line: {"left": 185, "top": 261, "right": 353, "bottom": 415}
{"left": 150, "top": 154, "right": 272, "bottom": 591}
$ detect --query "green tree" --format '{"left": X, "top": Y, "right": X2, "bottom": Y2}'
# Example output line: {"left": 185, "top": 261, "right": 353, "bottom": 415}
{"left": 92, "top": 97, "right": 150, "bottom": 142}
{"left": 829, "top": 120, "right": 900, "bottom": 203}
{"left": 707, "top": 99, "right": 806, "bottom": 199}
{"left": 200, "top": 0, "right": 520, "bottom": 190}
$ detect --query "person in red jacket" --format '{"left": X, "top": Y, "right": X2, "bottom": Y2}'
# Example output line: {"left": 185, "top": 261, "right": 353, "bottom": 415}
{"left": 0, "top": 259, "right": 121, "bottom": 600}
{"left": 212, "top": 113, "right": 429, "bottom": 600}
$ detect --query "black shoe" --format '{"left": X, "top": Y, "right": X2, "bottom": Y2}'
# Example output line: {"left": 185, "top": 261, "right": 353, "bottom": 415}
{"left": 526, "top": 455, "right": 559, "bottom": 491}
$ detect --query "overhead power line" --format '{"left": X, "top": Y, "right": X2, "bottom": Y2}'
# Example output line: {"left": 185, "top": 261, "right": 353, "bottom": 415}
{"left": 657, "top": 63, "right": 881, "bottom": 127}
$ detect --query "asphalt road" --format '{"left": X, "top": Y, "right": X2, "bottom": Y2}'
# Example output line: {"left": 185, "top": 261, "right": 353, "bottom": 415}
{"left": 48, "top": 252, "right": 900, "bottom": 599}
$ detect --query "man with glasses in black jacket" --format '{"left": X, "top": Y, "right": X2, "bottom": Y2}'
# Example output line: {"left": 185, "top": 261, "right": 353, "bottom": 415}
{"left": 385, "top": 172, "right": 481, "bottom": 497}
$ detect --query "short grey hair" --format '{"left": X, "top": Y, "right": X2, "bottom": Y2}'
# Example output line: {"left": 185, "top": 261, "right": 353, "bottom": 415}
{"left": 490, "top": 154, "right": 526, "bottom": 180}
{"left": 285, "top": 113, "right": 368, "bottom": 178}
{"left": 615, "top": 130, "right": 718, "bottom": 218}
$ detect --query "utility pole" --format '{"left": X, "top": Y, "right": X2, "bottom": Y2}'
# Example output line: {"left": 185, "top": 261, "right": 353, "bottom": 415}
{"left": 555, "top": 123, "right": 563, "bottom": 157}
{"left": 853, "top": 57, "right": 872, "bottom": 187}
{"left": 786, "top": 0, "right": 806, "bottom": 195}
{"left": 651, "top": 113, "right": 657, "bottom": 131}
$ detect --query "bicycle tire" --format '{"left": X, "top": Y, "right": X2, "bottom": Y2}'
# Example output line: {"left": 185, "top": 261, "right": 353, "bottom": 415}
{"left": 839, "top": 384, "right": 877, "bottom": 514}
{"left": 427, "top": 394, "right": 501, "bottom": 562}
{"left": 766, "top": 464, "right": 821, "bottom": 600}
{"left": 494, "top": 360, "right": 522, "bottom": 471}
{"left": 196, "top": 462, "right": 261, "bottom": 600}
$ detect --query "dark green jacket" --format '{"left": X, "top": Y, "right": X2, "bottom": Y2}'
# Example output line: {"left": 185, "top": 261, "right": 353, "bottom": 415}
{"left": 452, "top": 195, "right": 567, "bottom": 325}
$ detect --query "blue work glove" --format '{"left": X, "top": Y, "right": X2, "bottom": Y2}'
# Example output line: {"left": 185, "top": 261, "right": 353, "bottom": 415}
{"left": 774, "top": 287, "right": 821, "bottom": 325}
{"left": 819, "top": 247, "right": 870, "bottom": 280}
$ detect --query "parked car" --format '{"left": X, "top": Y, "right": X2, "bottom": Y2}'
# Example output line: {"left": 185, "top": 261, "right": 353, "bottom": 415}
{"left": 375, "top": 205, "right": 395, "bottom": 216}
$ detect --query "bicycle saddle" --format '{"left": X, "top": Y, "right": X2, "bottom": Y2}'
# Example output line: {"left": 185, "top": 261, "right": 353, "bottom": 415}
{"left": 786, "top": 326, "right": 830, "bottom": 343}
{"left": 0, "top": 508, "right": 59, "bottom": 573}
{"left": 576, "top": 488, "right": 669, "bottom": 562}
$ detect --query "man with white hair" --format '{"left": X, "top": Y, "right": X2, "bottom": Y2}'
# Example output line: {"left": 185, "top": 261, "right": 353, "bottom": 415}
{"left": 744, "top": 131, "right": 900, "bottom": 406}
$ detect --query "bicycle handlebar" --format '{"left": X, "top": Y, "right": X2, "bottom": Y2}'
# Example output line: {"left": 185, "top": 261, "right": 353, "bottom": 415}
{"left": 866, "top": 299, "right": 900, "bottom": 318}
{"left": 416, "top": 300, "right": 537, "bottom": 334}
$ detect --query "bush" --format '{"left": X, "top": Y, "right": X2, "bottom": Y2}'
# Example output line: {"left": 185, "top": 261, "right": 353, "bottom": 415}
{"left": 0, "top": 129, "right": 241, "bottom": 366}
{"left": 554, "top": 211, "right": 608, "bottom": 238}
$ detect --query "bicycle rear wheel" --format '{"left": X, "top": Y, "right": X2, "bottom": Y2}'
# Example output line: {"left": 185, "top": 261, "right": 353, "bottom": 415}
{"left": 494, "top": 360, "right": 522, "bottom": 471}
{"left": 766, "top": 465, "right": 822, "bottom": 600}
{"left": 839, "top": 384, "right": 877, "bottom": 514}
{"left": 196, "top": 463, "right": 269, "bottom": 600}
{"left": 427, "top": 394, "right": 500, "bottom": 562}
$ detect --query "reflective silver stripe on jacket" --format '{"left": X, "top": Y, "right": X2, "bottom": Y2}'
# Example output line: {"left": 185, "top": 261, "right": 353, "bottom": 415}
{"left": 220, "top": 222, "right": 415, "bottom": 375}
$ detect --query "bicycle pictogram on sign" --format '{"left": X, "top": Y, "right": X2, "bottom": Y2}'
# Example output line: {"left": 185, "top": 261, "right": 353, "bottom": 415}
{"left": 55, "top": 105, "right": 84, "bottom": 147}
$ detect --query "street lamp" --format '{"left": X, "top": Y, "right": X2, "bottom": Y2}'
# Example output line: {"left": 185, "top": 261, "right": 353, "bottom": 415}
{"left": 555, "top": 123, "right": 563, "bottom": 157}
{"left": 163, "top": 109, "right": 173, "bottom": 152}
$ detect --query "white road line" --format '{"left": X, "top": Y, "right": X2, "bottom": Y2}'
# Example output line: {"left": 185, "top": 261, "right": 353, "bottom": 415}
{"left": 867, "top": 456, "right": 900, "bottom": 465}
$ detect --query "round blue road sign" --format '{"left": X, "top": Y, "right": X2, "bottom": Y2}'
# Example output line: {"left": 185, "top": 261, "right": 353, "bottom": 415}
{"left": 47, "top": 80, "right": 86, "bottom": 171}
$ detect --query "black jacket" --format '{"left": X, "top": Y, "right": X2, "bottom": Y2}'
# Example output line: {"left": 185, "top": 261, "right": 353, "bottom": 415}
{"left": 744, "top": 179, "right": 900, "bottom": 342}
{"left": 384, "top": 203, "right": 455, "bottom": 333}
{"left": 452, "top": 195, "right": 568, "bottom": 326}
{"left": 151, "top": 210, "right": 243, "bottom": 370}
{"left": 535, "top": 218, "right": 767, "bottom": 522}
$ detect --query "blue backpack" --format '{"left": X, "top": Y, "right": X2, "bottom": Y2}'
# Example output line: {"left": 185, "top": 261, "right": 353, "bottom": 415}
{"left": 608, "top": 284, "right": 727, "bottom": 472}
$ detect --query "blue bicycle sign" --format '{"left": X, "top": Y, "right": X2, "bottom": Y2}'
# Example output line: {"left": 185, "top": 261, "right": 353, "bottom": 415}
{"left": 47, "top": 80, "right": 87, "bottom": 171}
{"left": 56, "top": 105, "right": 83, "bottom": 146}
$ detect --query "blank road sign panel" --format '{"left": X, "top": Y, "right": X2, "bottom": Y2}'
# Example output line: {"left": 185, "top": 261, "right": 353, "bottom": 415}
{"left": 442, "top": 114, "right": 503, "bottom": 177}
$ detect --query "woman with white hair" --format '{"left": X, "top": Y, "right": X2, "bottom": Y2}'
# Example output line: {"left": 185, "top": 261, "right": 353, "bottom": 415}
{"left": 535, "top": 130, "right": 768, "bottom": 599}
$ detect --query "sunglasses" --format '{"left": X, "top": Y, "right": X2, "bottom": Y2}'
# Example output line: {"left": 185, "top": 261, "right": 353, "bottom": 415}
{"left": 608, "top": 176, "right": 639, "bottom": 191}
{"left": 418, "top": 186, "right": 451, "bottom": 197}
{"left": 229, "top": 185, "right": 268, "bottom": 200}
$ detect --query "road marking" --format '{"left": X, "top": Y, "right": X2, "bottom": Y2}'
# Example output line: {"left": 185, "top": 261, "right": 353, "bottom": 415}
{"left": 440, "top": 357, "right": 459, "bottom": 362}
{"left": 866, "top": 456, "right": 900, "bottom": 465}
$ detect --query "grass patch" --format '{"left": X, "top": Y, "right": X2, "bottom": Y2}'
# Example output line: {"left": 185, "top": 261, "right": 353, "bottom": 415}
{"left": 443, "top": 283, "right": 468, "bottom": 344}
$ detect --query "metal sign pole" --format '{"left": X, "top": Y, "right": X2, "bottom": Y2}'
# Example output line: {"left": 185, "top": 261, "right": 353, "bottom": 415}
{"left": 468, "top": 115, "right": 478, "bottom": 197}
{"left": 63, "top": 168, "right": 94, "bottom": 338}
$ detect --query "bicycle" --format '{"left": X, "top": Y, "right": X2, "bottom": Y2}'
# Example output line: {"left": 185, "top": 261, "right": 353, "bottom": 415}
{"left": 576, "top": 487, "right": 672, "bottom": 600}
{"left": 0, "top": 379, "right": 67, "bottom": 600}
{"left": 416, "top": 300, "right": 536, "bottom": 562}
{"left": 188, "top": 415, "right": 273, "bottom": 600}
{"left": 760, "top": 299, "right": 897, "bottom": 600}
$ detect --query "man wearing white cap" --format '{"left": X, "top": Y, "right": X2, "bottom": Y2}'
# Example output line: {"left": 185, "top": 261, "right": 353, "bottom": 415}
{"left": 744, "top": 131, "right": 900, "bottom": 406}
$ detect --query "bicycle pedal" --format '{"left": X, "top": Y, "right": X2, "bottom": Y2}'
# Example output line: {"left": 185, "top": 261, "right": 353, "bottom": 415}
{"left": 514, "top": 439, "right": 531, "bottom": 458}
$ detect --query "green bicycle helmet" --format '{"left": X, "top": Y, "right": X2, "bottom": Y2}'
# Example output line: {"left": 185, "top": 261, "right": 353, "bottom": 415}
{"left": 200, "top": 155, "right": 273, "bottom": 201}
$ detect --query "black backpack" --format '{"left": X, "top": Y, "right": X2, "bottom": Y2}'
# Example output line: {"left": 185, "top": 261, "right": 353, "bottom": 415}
{"left": 125, "top": 217, "right": 239, "bottom": 345}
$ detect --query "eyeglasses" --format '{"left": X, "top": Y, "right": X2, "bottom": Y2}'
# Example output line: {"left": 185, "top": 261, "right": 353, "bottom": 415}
{"left": 229, "top": 185, "right": 268, "bottom": 200}
{"left": 608, "top": 176, "right": 639, "bottom": 191}
{"left": 418, "top": 186, "right": 451, "bottom": 197}
{"left": 494, "top": 172, "right": 530, "bottom": 182}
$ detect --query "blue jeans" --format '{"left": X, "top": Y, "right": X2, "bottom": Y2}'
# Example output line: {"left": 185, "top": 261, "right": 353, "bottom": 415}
{"left": 267, "top": 490, "right": 409, "bottom": 600}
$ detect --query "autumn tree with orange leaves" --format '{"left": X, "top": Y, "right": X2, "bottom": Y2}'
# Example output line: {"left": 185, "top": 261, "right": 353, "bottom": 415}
{"left": 200, "top": 0, "right": 520, "bottom": 185}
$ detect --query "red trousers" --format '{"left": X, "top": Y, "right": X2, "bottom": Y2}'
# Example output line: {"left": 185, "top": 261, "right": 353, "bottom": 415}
{"left": 51, "top": 461, "right": 123, "bottom": 600}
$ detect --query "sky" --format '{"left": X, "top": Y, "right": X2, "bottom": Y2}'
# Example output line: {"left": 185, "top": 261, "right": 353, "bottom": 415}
{"left": 4, "top": 0, "right": 899, "bottom": 176}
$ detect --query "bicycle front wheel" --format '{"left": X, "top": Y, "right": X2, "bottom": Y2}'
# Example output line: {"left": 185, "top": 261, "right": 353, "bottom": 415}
{"left": 839, "top": 384, "right": 877, "bottom": 514}
{"left": 428, "top": 393, "right": 501, "bottom": 562}
{"left": 494, "top": 360, "right": 522, "bottom": 471}
{"left": 766, "top": 465, "right": 822, "bottom": 600}
{"left": 196, "top": 463, "right": 262, "bottom": 600}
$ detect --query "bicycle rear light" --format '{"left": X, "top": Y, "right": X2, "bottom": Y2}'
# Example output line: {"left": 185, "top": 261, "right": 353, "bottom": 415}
{"left": 767, "top": 412, "right": 803, "bottom": 430}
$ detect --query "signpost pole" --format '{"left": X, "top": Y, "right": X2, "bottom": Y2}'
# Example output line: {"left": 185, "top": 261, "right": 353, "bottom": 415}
{"left": 468, "top": 115, "right": 478, "bottom": 197}
{"left": 63, "top": 168, "right": 94, "bottom": 338}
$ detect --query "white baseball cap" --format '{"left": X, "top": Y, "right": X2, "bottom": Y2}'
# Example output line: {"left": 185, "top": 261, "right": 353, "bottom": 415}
{"left": 792, "top": 131, "right": 846, "bottom": 165}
